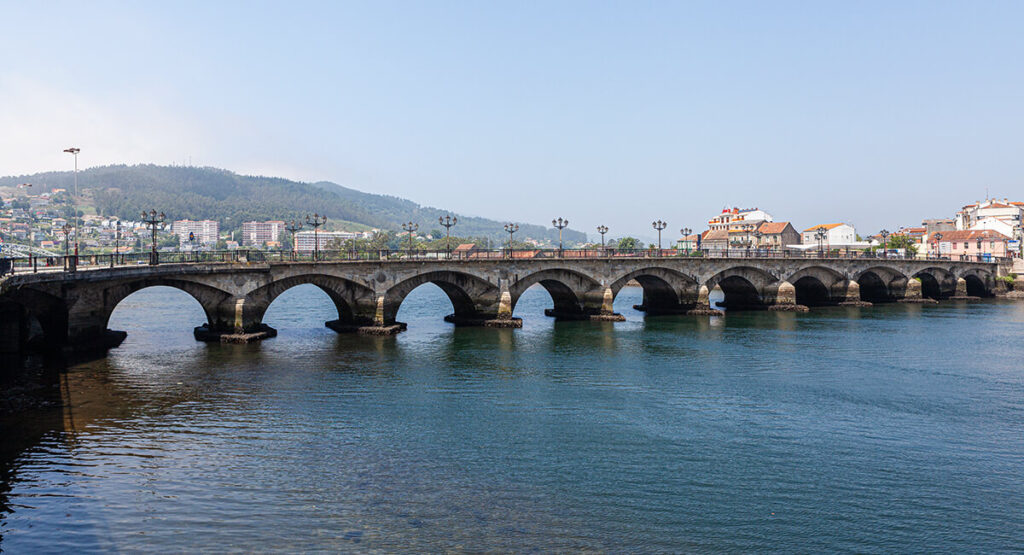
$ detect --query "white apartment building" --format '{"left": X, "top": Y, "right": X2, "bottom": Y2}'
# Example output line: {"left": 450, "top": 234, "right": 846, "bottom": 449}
{"left": 707, "top": 207, "right": 774, "bottom": 232}
{"left": 954, "top": 199, "right": 1022, "bottom": 251}
{"left": 172, "top": 219, "right": 219, "bottom": 246}
{"left": 242, "top": 220, "right": 285, "bottom": 246}
{"left": 294, "top": 230, "right": 361, "bottom": 252}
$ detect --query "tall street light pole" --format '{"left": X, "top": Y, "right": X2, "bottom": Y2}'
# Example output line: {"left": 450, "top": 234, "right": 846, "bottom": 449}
{"left": 305, "top": 213, "right": 327, "bottom": 262}
{"left": 933, "top": 232, "right": 943, "bottom": 259}
{"left": 112, "top": 220, "right": 122, "bottom": 268}
{"left": 597, "top": 225, "right": 608, "bottom": 254}
{"left": 652, "top": 220, "right": 667, "bottom": 255}
{"left": 63, "top": 148, "right": 81, "bottom": 265}
{"left": 60, "top": 222, "right": 72, "bottom": 272}
{"left": 879, "top": 229, "right": 890, "bottom": 259}
{"left": 285, "top": 220, "right": 303, "bottom": 260}
{"left": 680, "top": 227, "right": 692, "bottom": 254}
{"left": 815, "top": 226, "right": 827, "bottom": 257}
{"left": 402, "top": 222, "right": 419, "bottom": 256}
{"left": 552, "top": 217, "right": 568, "bottom": 257}
{"left": 142, "top": 210, "right": 165, "bottom": 266}
{"left": 439, "top": 215, "right": 457, "bottom": 259}
{"left": 504, "top": 223, "right": 518, "bottom": 259}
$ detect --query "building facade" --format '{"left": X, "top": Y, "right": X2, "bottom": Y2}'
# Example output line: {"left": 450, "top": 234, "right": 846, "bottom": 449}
{"left": 707, "top": 207, "right": 774, "bottom": 232}
{"left": 802, "top": 223, "right": 856, "bottom": 247}
{"left": 172, "top": 220, "right": 219, "bottom": 246}
{"left": 932, "top": 229, "right": 1011, "bottom": 259}
{"left": 294, "top": 230, "right": 361, "bottom": 252}
{"left": 755, "top": 222, "right": 801, "bottom": 249}
{"left": 242, "top": 220, "right": 285, "bottom": 247}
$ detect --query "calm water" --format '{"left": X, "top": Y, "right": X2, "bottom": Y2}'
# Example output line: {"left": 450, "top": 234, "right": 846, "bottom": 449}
{"left": 2, "top": 285, "right": 1023, "bottom": 552}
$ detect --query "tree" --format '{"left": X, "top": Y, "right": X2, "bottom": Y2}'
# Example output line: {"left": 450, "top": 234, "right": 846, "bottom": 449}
{"left": 616, "top": 237, "right": 639, "bottom": 250}
{"left": 885, "top": 234, "right": 918, "bottom": 255}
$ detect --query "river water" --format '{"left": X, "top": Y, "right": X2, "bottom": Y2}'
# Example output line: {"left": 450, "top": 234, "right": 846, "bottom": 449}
{"left": 1, "top": 285, "right": 1023, "bottom": 552}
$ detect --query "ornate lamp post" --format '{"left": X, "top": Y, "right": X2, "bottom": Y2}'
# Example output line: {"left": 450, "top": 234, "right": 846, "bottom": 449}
{"left": 439, "top": 215, "right": 457, "bottom": 259}
{"left": 680, "top": 227, "right": 692, "bottom": 254}
{"left": 285, "top": 220, "right": 303, "bottom": 260}
{"left": 652, "top": 220, "right": 667, "bottom": 255}
{"left": 141, "top": 209, "right": 165, "bottom": 266}
{"left": 552, "top": 217, "right": 568, "bottom": 256}
{"left": 111, "top": 220, "right": 122, "bottom": 267}
{"left": 63, "top": 147, "right": 80, "bottom": 264}
{"left": 504, "top": 223, "right": 519, "bottom": 259}
{"left": 305, "top": 213, "right": 327, "bottom": 261}
{"left": 60, "top": 222, "right": 72, "bottom": 272}
{"left": 597, "top": 225, "right": 608, "bottom": 253}
{"left": 879, "top": 229, "right": 890, "bottom": 259}
{"left": 401, "top": 222, "right": 419, "bottom": 256}
{"left": 815, "top": 226, "right": 828, "bottom": 257}
{"left": 933, "top": 232, "right": 942, "bottom": 259}
{"left": 753, "top": 229, "right": 763, "bottom": 255}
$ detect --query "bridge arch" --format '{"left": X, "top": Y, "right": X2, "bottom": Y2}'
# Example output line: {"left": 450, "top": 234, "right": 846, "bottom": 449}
{"left": 100, "top": 278, "right": 234, "bottom": 332}
{"left": 912, "top": 267, "right": 956, "bottom": 300}
{"left": 608, "top": 267, "right": 698, "bottom": 314}
{"left": 853, "top": 266, "right": 909, "bottom": 302}
{"left": 508, "top": 268, "right": 603, "bottom": 318}
{"left": 785, "top": 266, "right": 847, "bottom": 307}
{"left": 384, "top": 270, "right": 500, "bottom": 324}
{"left": 705, "top": 266, "right": 779, "bottom": 310}
{"left": 0, "top": 287, "right": 69, "bottom": 350}
{"left": 247, "top": 274, "right": 377, "bottom": 328}
{"left": 959, "top": 268, "right": 994, "bottom": 297}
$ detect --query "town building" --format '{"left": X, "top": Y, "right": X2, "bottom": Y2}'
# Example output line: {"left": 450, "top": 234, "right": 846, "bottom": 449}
{"left": 931, "top": 229, "right": 1012, "bottom": 259}
{"left": 801, "top": 223, "right": 856, "bottom": 247}
{"left": 707, "top": 207, "right": 774, "bottom": 232}
{"left": 241, "top": 220, "right": 285, "bottom": 247}
{"left": 294, "top": 230, "right": 360, "bottom": 252}
{"left": 676, "top": 233, "right": 701, "bottom": 252}
{"left": 700, "top": 229, "right": 730, "bottom": 253}
{"left": 172, "top": 219, "right": 219, "bottom": 246}
{"left": 755, "top": 222, "right": 800, "bottom": 249}
{"left": 954, "top": 199, "right": 1022, "bottom": 254}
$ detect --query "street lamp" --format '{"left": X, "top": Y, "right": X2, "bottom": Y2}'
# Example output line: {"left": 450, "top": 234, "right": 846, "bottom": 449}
{"left": 285, "top": 220, "right": 303, "bottom": 260}
{"left": 680, "top": 227, "right": 692, "bottom": 254}
{"left": 141, "top": 209, "right": 165, "bottom": 266}
{"left": 401, "top": 222, "right": 419, "bottom": 256}
{"left": 439, "top": 215, "right": 457, "bottom": 259}
{"left": 552, "top": 217, "right": 568, "bottom": 256}
{"left": 597, "top": 225, "right": 609, "bottom": 253}
{"left": 63, "top": 147, "right": 80, "bottom": 263}
{"left": 879, "top": 229, "right": 890, "bottom": 258}
{"left": 60, "top": 222, "right": 72, "bottom": 271}
{"left": 652, "top": 220, "right": 667, "bottom": 255}
{"left": 753, "top": 230, "right": 764, "bottom": 255}
{"left": 112, "top": 220, "right": 122, "bottom": 267}
{"left": 504, "top": 223, "right": 519, "bottom": 259}
{"left": 933, "top": 232, "right": 942, "bottom": 259}
{"left": 305, "top": 213, "right": 327, "bottom": 261}
{"left": 815, "top": 226, "right": 828, "bottom": 257}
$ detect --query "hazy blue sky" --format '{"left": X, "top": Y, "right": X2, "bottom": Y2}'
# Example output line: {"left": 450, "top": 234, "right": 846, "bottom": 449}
{"left": 1, "top": 1, "right": 1022, "bottom": 238}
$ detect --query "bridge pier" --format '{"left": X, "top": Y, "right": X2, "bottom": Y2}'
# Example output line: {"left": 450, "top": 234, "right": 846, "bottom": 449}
{"left": 949, "top": 277, "right": 979, "bottom": 300}
{"left": 836, "top": 280, "right": 873, "bottom": 307}
{"left": 767, "top": 280, "right": 810, "bottom": 312}
{"left": 193, "top": 296, "right": 277, "bottom": 343}
{"left": 898, "top": 278, "right": 938, "bottom": 304}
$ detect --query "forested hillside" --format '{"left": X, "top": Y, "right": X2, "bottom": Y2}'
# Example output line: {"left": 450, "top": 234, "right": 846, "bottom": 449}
{"left": 0, "top": 165, "right": 586, "bottom": 243}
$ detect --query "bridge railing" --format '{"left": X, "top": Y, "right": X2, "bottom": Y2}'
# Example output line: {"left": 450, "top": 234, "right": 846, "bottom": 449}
{"left": 0, "top": 248, "right": 1013, "bottom": 277}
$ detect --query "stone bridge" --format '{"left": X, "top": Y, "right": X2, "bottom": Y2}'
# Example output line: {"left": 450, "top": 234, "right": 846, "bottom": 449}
{"left": 0, "top": 256, "right": 1010, "bottom": 354}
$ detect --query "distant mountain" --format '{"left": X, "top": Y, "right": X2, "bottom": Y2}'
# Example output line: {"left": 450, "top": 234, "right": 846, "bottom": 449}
{"left": 0, "top": 164, "right": 586, "bottom": 243}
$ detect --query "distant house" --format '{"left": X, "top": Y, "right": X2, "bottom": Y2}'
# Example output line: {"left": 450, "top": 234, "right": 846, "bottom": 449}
{"left": 755, "top": 221, "right": 800, "bottom": 250}
{"left": 453, "top": 243, "right": 478, "bottom": 259}
{"left": 676, "top": 233, "right": 701, "bottom": 252}
{"left": 802, "top": 223, "right": 856, "bottom": 247}
{"left": 701, "top": 229, "right": 730, "bottom": 253}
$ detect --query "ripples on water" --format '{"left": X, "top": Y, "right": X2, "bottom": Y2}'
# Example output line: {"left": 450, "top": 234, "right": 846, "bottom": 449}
{"left": 2, "top": 285, "right": 1023, "bottom": 552}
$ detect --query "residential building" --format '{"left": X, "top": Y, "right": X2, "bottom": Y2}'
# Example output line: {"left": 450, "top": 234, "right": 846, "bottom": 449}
{"left": 954, "top": 199, "right": 1023, "bottom": 254}
{"left": 701, "top": 229, "right": 730, "bottom": 253}
{"left": 172, "top": 219, "right": 219, "bottom": 246}
{"left": 676, "top": 233, "right": 701, "bottom": 251}
{"left": 242, "top": 220, "right": 286, "bottom": 247}
{"left": 931, "top": 229, "right": 1012, "bottom": 259}
{"left": 294, "top": 230, "right": 360, "bottom": 252}
{"left": 801, "top": 223, "right": 857, "bottom": 247}
{"left": 706, "top": 207, "right": 774, "bottom": 232}
{"left": 755, "top": 222, "right": 800, "bottom": 249}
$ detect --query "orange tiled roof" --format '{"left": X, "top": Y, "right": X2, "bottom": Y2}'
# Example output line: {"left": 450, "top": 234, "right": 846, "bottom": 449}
{"left": 757, "top": 222, "right": 791, "bottom": 234}
{"left": 802, "top": 223, "right": 846, "bottom": 232}
{"left": 933, "top": 229, "right": 1010, "bottom": 242}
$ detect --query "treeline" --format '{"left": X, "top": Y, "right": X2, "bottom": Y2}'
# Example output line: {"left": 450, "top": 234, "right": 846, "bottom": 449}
{"left": 0, "top": 165, "right": 586, "bottom": 243}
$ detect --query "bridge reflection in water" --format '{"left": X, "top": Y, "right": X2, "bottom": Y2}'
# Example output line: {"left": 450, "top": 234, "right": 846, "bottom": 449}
{"left": 0, "top": 251, "right": 1009, "bottom": 356}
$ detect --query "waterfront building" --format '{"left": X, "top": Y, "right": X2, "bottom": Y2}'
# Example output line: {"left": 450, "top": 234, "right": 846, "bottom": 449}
{"left": 931, "top": 229, "right": 1011, "bottom": 259}
{"left": 172, "top": 219, "right": 219, "bottom": 246}
{"left": 707, "top": 207, "right": 774, "bottom": 232}
{"left": 801, "top": 223, "right": 856, "bottom": 247}
{"left": 755, "top": 222, "right": 800, "bottom": 249}
{"left": 294, "top": 230, "right": 360, "bottom": 252}
{"left": 954, "top": 199, "right": 1022, "bottom": 254}
{"left": 241, "top": 220, "right": 285, "bottom": 247}
{"left": 700, "top": 229, "right": 730, "bottom": 252}
{"left": 676, "top": 233, "right": 701, "bottom": 251}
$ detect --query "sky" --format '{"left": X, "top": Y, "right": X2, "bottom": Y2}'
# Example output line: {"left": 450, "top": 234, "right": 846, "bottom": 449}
{"left": 1, "top": 1, "right": 1022, "bottom": 239}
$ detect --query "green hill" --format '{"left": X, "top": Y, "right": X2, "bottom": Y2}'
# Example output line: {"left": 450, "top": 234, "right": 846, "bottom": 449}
{"left": 0, "top": 164, "right": 586, "bottom": 243}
